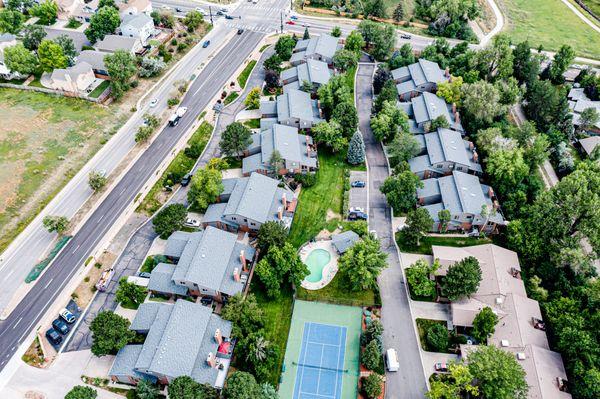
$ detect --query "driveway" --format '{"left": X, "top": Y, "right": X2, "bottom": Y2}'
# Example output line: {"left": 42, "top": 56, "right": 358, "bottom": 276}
{"left": 356, "top": 62, "right": 427, "bottom": 398}
{"left": 349, "top": 171, "right": 368, "bottom": 215}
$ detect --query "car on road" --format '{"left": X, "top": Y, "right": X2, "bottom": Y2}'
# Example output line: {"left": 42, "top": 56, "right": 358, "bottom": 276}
{"left": 60, "top": 308, "right": 76, "bottom": 324}
{"left": 202, "top": 40, "right": 211, "bottom": 48}
{"left": 180, "top": 173, "right": 193, "bottom": 186}
{"left": 225, "top": 14, "right": 234, "bottom": 19}
{"left": 434, "top": 362, "right": 449, "bottom": 372}
{"left": 290, "top": 15, "right": 298, "bottom": 20}
{"left": 237, "top": 28, "right": 244, "bottom": 34}
{"left": 351, "top": 180, "right": 366, "bottom": 188}
{"left": 161, "top": 5, "right": 171, "bottom": 10}
{"left": 216, "top": 10, "right": 224, "bottom": 15}
{"left": 175, "top": 7, "right": 182, "bottom": 12}
{"left": 46, "top": 328, "right": 62, "bottom": 345}
{"left": 386, "top": 348, "right": 399, "bottom": 372}
{"left": 400, "top": 34, "right": 412, "bottom": 39}
{"left": 149, "top": 98, "right": 158, "bottom": 107}
{"left": 195, "top": 7, "right": 206, "bottom": 14}
{"left": 302, "top": 23, "right": 310, "bottom": 27}
{"left": 52, "top": 318, "right": 69, "bottom": 335}
{"left": 286, "top": 20, "right": 295, "bottom": 25}
{"left": 220, "top": 8, "right": 228, "bottom": 12}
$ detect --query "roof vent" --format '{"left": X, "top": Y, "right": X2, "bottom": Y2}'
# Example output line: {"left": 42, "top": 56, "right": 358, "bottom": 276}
{"left": 501, "top": 339, "right": 509, "bottom": 347}
{"left": 517, "top": 352, "right": 526, "bottom": 360}
{"left": 496, "top": 297, "right": 504, "bottom": 304}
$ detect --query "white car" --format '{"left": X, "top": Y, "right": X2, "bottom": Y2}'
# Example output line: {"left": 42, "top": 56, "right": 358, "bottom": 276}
{"left": 60, "top": 308, "right": 76, "bottom": 324}
{"left": 149, "top": 98, "right": 158, "bottom": 107}
{"left": 195, "top": 7, "right": 206, "bottom": 15}
{"left": 350, "top": 207, "right": 364, "bottom": 213}
{"left": 161, "top": 5, "right": 171, "bottom": 10}
{"left": 184, "top": 217, "right": 200, "bottom": 228}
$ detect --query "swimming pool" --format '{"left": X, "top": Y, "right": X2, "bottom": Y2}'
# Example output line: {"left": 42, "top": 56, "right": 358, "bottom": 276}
{"left": 304, "top": 248, "right": 332, "bottom": 283}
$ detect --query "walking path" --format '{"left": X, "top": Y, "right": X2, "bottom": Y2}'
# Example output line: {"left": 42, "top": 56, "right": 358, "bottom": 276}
{"left": 356, "top": 62, "right": 427, "bottom": 398}
{"left": 560, "top": 0, "right": 600, "bottom": 34}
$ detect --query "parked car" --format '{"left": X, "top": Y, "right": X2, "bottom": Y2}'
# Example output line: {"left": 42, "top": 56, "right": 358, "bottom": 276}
{"left": 220, "top": 8, "right": 228, "bottom": 12}
{"left": 180, "top": 173, "right": 192, "bottom": 186}
{"left": 286, "top": 20, "right": 295, "bottom": 25}
{"left": 46, "top": 328, "right": 63, "bottom": 345}
{"left": 386, "top": 348, "right": 399, "bottom": 372}
{"left": 348, "top": 211, "right": 368, "bottom": 220}
{"left": 349, "top": 207, "right": 365, "bottom": 213}
{"left": 52, "top": 318, "right": 69, "bottom": 335}
{"left": 175, "top": 7, "right": 182, "bottom": 12}
{"left": 202, "top": 40, "right": 211, "bottom": 48}
{"left": 225, "top": 14, "right": 234, "bottom": 19}
{"left": 138, "top": 272, "right": 152, "bottom": 278}
{"left": 237, "top": 28, "right": 244, "bottom": 34}
{"left": 195, "top": 7, "right": 206, "bottom": 14}
{"left": 216, "top": 10, "right": 224, "bottom": 15}
{"left": 59, "top": 308, "right": 76, "bottom": 324}
{"left": 351, "top": 180, "right": 366, "bottom": 188}
{"left": 400, "top": 34, "right": 412, "bottom": 39}
{"left": 434, "top": 362, "right": 449, "bottom": 372}
{"left": 184, "top": 217, "right": 200, "bottom": 228}
{"left": 149, "top": 98, "right": 158, "bottom": 107}
{"left": 200, "top": 297, "right": 213, "bottom": 306}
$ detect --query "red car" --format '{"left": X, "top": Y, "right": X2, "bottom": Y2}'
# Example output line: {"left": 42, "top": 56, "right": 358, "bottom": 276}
{"left": 434, "top": 362, "right": 449, "bottom": 372}
{"left": 286, "top": 20, "right": 295, "bottom": 25}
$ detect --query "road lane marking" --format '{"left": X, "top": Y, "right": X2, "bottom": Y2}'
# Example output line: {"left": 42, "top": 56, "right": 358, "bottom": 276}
{"left": 43, "top": 278, "right": 54, "bottom": 290}
{"left": 72, "top": 244, "right": 80, "bottom": 254}
{"left": 12, "top": 318, "right": 22, "bottom": 329}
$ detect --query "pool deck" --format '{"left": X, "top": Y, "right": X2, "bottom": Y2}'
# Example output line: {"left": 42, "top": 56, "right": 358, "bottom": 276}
{"left": 299, "top": 240, "right": 339, "bottom": 290}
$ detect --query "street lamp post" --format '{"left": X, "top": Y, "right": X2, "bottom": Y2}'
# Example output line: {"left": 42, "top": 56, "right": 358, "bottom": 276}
{"left": 209, "top": 6, "right": 214, "bottom": 24}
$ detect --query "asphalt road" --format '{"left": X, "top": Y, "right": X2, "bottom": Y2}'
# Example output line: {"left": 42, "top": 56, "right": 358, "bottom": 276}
{"left": 356, "top": 62, "right": 427, "bottom": 398}
{"left": 0, "top": 22, "right": 236, "bottom": 315}
{"left": 0, "top": 30, "right": 264, "bottom": 371}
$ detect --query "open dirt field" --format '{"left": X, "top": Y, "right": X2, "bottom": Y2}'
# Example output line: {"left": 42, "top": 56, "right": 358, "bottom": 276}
{"left": 0, "top": 89, "right": 128, "bottom": 251}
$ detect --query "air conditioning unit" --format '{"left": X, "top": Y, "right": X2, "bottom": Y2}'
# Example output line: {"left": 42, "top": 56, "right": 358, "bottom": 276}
{"left": 501, "top": 339, "right": 509, "bottom": 347}
{"left": 517, "top": 352, "right": 526, "bottom": 360}
{"left": 496, "top": 297, "right": 504, "bottom": 304}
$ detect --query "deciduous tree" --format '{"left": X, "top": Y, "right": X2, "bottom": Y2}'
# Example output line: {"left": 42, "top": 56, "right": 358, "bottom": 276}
{"left": 65, "top": 386, "right": 97, "bottom": 399}
{"left": 219, "top": 122, "right": 252, "bottom": 158}
{"left": 0, "top": 8, "right": 24, "bottom": 34}
{"left": 402, "top": 208, "right": 432, "bottom": 247}
{"left": 22, "top": 24, "right": 46, "bottom": 51}
{"left": 85, "top": 5, "right": 120, "bottom": 43}
{"left": 426, "top": 323, "right": 449, "bottom": 352}
{"left": 406, "top": 259, "right": 439, "bottom": 298}
{"left": 468, "top": 345, "right": 528, "bottom": 399}
{"left": 42, "top": 215, "right": 69, "bottom": 235}
{"left": 380, "top": 171, "right": 422, "bottom": 213}
{"left": 89, "top": 311, "right": 135, "bottom": 356}
{"left": 224, "top": 371, "right": 262, "bottom": 399}
{"left": 104, "top": 50, "right": 136, "bottom": 99}
{"left": 183, "top": 10, "right": 203, "bottom": 32}
{"left": 344, "top": 30, "right": 365, "bottom": 53}
{"left": 244, "top": 87, "right": 261, "bottom": 110}
{"left": 3, "top": 43, "right": 38, "bottom": 75}
{"left": 332, "top": 101, "right": 358, "bottom": 137}
{"left": 333, "top": 48, "right": 358, "bottom": 72}
{"left": 339, "top": 237, "right": 387, "bottom": 291}
{"left": 442, "top": 256, "right": 482, "bottom": 301}
{"left": 187, "top": 166, "right": 223, "bottom": 211}
{"left": 274, "top": 35, "right": 295, "bottom": 60}
{"left": 31, "top": 0, "right": 58, "bottom": 25}
{"left": 361, "top": 339, "right": 382, "bottom": 371}
{"left": 153, "top": 203, "right": 187, "bottom": 239}
{"left": 139, "top": 56, "right": 166, "bottom": 78}
{"left": 256, "top": 221, "right": 288, "bottom": 253}
{"left": 472, "top": 306, "right": 498, "bottom": 343}
{"left": 37, "top": 39, "right": 67, "bottom": 72}
{"left": 312, "top": 120, "right": 347, "bottom": 152}
{"left": 53, "top": 34, "right": 76, "bottom": 65}
{"left": 115, "top": 277, "right": 147, "bottom": 307}
{"left": 256, "top": 243, "right": 308, "bottom": 297}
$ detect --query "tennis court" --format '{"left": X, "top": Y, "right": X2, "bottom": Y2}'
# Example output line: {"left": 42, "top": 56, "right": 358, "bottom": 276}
{"left": 280, "top": 300, "right": 362, "bottom": 399}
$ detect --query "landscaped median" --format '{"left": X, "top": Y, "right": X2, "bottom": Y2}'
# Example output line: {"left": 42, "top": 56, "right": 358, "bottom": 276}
{"left": 136, "top": 121, "right": 214, "bottom": 215}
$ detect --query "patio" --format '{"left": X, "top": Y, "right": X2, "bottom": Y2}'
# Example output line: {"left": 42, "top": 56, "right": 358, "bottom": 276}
{"left": 299, "top": 240, "right": 339, "bottom": 290}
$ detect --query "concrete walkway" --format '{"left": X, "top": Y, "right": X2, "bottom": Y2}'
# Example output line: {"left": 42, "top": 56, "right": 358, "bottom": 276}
{"left": 0, "top": 350, "right": 121, "bottom": 399}
{"left": 560, "top": 0, "right": 600, "bottom": 34}
{"left": 356, "top": 62, "right": 427, "bottom": 398}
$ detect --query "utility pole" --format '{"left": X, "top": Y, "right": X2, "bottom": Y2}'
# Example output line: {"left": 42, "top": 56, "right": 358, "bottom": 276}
{"left": 209, "top": 6, "right": 213, "bottom": 25}
{"left": 280, "top": 12, "right": 283, "bottom": 33}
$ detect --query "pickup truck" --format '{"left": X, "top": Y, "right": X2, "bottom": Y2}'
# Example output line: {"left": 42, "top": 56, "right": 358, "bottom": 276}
{"left": 168, "top": 107, "right": 188, "bottom": 126}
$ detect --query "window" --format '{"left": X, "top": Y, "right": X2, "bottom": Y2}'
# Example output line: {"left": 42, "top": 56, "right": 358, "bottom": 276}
{"left": 453, "top": 215, "right": 459, "bottom": 220}
{"left": 250, "top": 222, "right": 256, "bottom": 226}
{"left": 436, "top": 164, "right": 443, "bottom": 169}
{"left": 232, "top": 217, "right": 236, "bottom": 220}
{"left": 244, "top": 219, "right": 247, "bottom": 222}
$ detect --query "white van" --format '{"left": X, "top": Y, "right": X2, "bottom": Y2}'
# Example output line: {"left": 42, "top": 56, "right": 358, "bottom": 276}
{"left": 386, "top": 348, "right": 399, "bottom": 372}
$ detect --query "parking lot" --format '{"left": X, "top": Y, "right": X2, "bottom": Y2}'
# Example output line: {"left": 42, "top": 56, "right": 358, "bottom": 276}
{"left": 46, "top": 299, "right": 82, "bottom": 351}
{"left": 348, "top": 171, "right": 368, "bottom": 219}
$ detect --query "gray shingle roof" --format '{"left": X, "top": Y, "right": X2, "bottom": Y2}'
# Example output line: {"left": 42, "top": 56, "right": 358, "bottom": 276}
{"left": 43, "top": 27, "right": 90, "bottom": 52}
{"left": 276, "top": 89, "right": 321, "bottom": 123}
{"left": 223, "top": 173, "right": 291, "bottom": 224}
{"left": 418, "top": 178, "right": 441, "bottom": 199}
{"left": 109, "top": 345, "right": 154, "bottom": 382}
{"left": 148, "top": 263, "right": 188, "bottom": 296}
{"left": 95, "top": 34, "right": 139, "bottom": 53}
{"left": 396, "top": 80, "right": 417, "bottom": 96}
{"left": 426, "top": 128, "right": 471, "bottom": 165}
{"left": 411, "top": 92, "right": 451, "bottom": 125}
{"left": 121, "top": 13, "right": 153, "bottom": 30}
{"left": 130, "top": 302, "right": 169, "bottom": 332}
{"left": 203, "top": 202, "right": 228, "bottom": 224}
{"left": 260, "top": 100, "right": 277, "bottom": 116}
{"left": 165, "top": 231, "right": 192, "bottom": 258}
{"left": 306, "top": 34, "right": 339, "bottom": 59}
{"left": 331, "top": 231, "right": 360, "bottom": 254}
{"left": 170, "top": 227, "right": 251, "bottom": 296}
{"left": 242, "top": 153, "right": 263, "bottom": 175}
{"left": 76, "top": 50, "right": 107, "bottom": 71}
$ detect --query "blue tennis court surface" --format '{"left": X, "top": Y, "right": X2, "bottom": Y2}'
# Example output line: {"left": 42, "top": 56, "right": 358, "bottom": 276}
{"left": 293, "top": 322, "right": 347, "bottom": 399}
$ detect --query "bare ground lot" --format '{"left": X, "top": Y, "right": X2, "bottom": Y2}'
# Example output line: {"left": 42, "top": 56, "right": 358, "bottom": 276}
{"left": 0, "top": 89, "right": 129, "bottom": 252}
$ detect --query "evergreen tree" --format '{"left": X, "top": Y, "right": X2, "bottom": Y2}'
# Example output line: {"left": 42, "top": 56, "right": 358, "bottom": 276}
{"left": 393, "top": 2, "right": 404, "bottom": 22}
{"left": 347, "top": 131, "right": 366, "bottom": 165}
{"left": 303, "top": 27, "right": 310, "bottom": 40}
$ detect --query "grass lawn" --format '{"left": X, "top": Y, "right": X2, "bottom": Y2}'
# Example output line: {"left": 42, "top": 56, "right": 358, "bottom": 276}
{"left": 237, "top": 60, "right": 257, "bottom": 89}
{"left": 288, "top": 150, "right": 347, "bottom": 247}
{"left": 416, "top": 318, "right": 453, "bottom": 353}
{"left": 396, "top": 233, "right": 492, "bottom": 255}
{"left": 251, "top": 282, "right": 294, "bottom": 386}
{"left": 27, "top": 77, "right": 45, "bottom": 88}
{"left": 65, "top": 19, "right": 82, "bottom": 29}
{"left": 89, "top": 80, "right": 110, "bottom": 99}
{"left": 242, "top": 118, "right": 260, "bottom": 129}
{"left": 297, "top": 273, "right": 378, "bottom": 306}
{"left": 0, "top": 89, "right": 125, "bottom": 254}
{"left": 136, "top": 122, "right": 213, "bottom": 215}
{"left": 498, "top": 0, "right": 600, "bottom": 59}
{"left": 224, "top": 92, "right": 239, "bottom": 105}
{"left": 580, "top": 0, "right": 600, "bottom": 16}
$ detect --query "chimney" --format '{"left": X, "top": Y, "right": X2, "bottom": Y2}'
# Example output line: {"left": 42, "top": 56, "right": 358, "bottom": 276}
{"left": 233, "top": 267, "right": 240, "bottom": 282}
{"left": 488, "top": 187, "right": 495, "bottom": 198}
{"left": 282, "top": 192, "right": 287, "bottom": 205}
{"left": 214, "top": 329, "right": 223, "bottom": 344}
{"left": 452, "top": 102, "right": 457, "bottom": 114}
{"left": 493, "top": 200, "right": 499, "bottom": 210}
{"left": 454, "top": 111, "right": 460, "bottom": 125}
{"left": 444, "top": 67, "right": 450, "bottom": 77}
{"left": 278, "top": 206, "right": 283, "bottom": 220}
{"left": 206, "top": 352, "right": 217, "bottom": 368}
{"left": 469, "top": 141, "right": 474, "bottom": 150}
{"left": 472, "top": 151, "right": 479, "bottom": 163}
{"left": 240, "top": 250, "right": 247, "bottom": 271}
